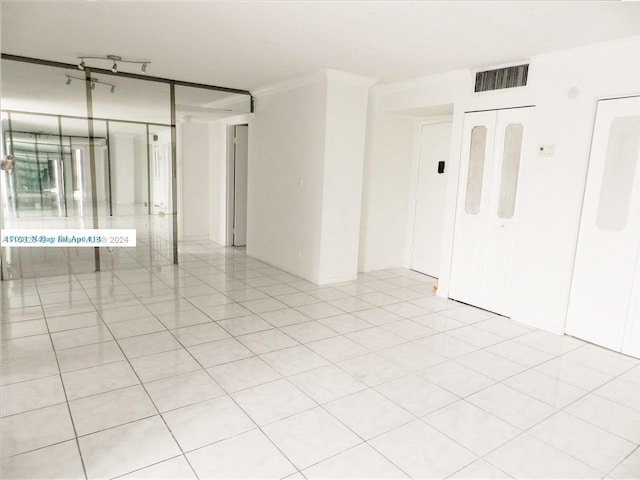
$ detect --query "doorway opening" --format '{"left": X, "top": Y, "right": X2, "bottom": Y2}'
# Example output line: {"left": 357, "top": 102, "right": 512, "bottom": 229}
{"left": 226, "top": 124, "right": 248, "bottom": 247}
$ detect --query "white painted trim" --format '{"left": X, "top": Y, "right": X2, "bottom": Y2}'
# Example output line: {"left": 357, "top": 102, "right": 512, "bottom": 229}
{"left": 325, "top": 69, "right": 378, "bottom": 87}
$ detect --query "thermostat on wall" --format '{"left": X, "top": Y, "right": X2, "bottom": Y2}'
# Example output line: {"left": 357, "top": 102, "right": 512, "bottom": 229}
{"left": 538, "top": 145, "right": 555, "bottom": 157}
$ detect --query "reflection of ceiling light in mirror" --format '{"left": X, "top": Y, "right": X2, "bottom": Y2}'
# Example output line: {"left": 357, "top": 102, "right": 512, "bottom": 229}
{"left": 66, "top": 76, "right": 71, "bottom": 85}
{"left": 65, "top": 74, "right": 116, "bottom": 93}
{"left": 91, "top": 81, "right": 96, "bottom": 90}
{"left": 76, "top": 54, "right": 150, "bottom": 73}
{"left": 111, "top": 85, "right": 115, "bottom": 93}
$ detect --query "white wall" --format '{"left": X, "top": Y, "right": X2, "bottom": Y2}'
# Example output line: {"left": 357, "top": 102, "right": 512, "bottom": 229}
{"left": 248, "top": 75, "right": 327, "bottom": 282}
{"left": 179, "top": 121, "right": 210, "bottom": 239}
{"left": 133, "top": 135, "right": 148, "bottom": 205}
{"left": 361, "top": 36, "right": 640, "bottom": 334}
{"left": 249, "top": 70, "right": 373, "bottom": 284}
{"left": 319, "top": 73, "right": 374, "bottom": 283}
{"left": 109, "top": 133, "right": 135, "bottom": 205}
{"left": 358, "top": 107, "right": 414, "bottom": 271}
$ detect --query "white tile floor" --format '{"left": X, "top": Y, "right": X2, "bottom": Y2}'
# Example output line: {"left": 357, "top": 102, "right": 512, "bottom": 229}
{"left": 1, "top": 240, "right": 640, "bottom": 479}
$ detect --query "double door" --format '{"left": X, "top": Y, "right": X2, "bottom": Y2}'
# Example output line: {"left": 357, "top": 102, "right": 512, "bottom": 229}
{"left": 566, "top": 96, "right": 640, "bottom": 358}
{"left": 449, "top": 107, "right": 534, "bottom": 316}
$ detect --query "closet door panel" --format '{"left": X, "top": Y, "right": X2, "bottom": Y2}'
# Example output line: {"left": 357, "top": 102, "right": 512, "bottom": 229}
{"left": 566, "top": 96, "right": 640, "bottom": 355}
{"left": 449, "top": 111, "right": 496, "bottom": 307}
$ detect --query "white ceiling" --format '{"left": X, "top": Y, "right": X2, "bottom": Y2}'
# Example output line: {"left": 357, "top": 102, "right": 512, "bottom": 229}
{"left": 2, "top": 1, "right": 640, "bottom": 92}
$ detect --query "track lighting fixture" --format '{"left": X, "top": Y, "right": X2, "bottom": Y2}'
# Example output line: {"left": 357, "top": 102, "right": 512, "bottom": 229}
{"left": 77, "top": 54, "right": 151, "bottom": 73}
{"left": 65, "top": 75, "right": 116, "bottom": 93}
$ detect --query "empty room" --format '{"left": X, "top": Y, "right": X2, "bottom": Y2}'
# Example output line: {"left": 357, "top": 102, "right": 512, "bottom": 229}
{"left": 1, "top": 2, "right": 639, "bottom": 479}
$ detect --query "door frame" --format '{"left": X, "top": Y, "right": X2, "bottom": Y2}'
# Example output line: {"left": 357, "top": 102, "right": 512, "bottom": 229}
{"left": 405, "top": 114, "right": 453, "bottom": 270}
{"left": 225, "top": 123, "right": 249, "bottom": 246}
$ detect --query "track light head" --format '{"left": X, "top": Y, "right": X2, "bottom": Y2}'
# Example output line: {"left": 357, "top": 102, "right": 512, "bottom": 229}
{"left": 66, "top": 77, "right": 72, "bottom": 85}
{"left": 78, "top": 60, "right": 85, "bottom": 71}
{"left": 141, "top": 63, "right": 147, "bottom": 73}
{"left": 111, "top": 85, "right": 115, "bottom": 93}
{"left": 111, "top": 62, "right": 118, "bottom": 73}
{"left": 91, "top": 81, "right": 96, "bottom": 90}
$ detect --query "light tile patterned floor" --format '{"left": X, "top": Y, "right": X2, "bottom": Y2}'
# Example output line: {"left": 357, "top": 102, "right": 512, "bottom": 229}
{"left": 1, "top": 240, "right": 640, "bottom": 479}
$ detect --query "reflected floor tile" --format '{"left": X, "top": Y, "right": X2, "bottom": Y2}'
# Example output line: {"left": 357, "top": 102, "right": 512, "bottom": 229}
{"left": 421, "top": 360, "right": 495, "bottom": 397}
{"left": 62, "top": 360, "right": 140, "bottom": 400}
{"left": 237, "top": 328, "right": 299, "bottom": 354}
{"left": 535, "top": 356, "right": 613, "bottom": 391}
{"left": 2, "top": 403, "right": 75, "bottom": 457}
{"left": 415, "top": 333, "right": 477, "bottom": 359}
{"left": 145, "top": 370, "right": 224, "bottom": 412}
{"left": 130, "top": 348, "right": 201, "bottom": 382}
{"left": 485, "top": 338, "right": 556, "bottom": 367}
{"left": 467, "top": 383, "right": 556, "bottom": 430}
{"left": 217, "top": 314, "right": 272, "bottom": 336}
{"left": 485, "top": 433, "right": 601, "bottom": 479}
{"left": 260, "top": 345, "right": 329, "bottom": 376}
{"left": 2, "top": 334, "right": 53, "bottom": 361}
{"left": 232, "top": 378, "right": 316, "bottom": 426}
{"left": 379, "top": 342, "right": 446, "bottom": 371}
{"left": 303, "top": 443, "right": 409, "bottom": 479}
{"left": 56, "top": 341, "right": 125, "bottom": 373}
{"left": 162, "top": 395, "right": 255, "bottom": 452}
{"left": 262, "top": 407, "right": 361, "bottom": 470}
{"left": 296, "top": 302, "right": 344, "bottom": 320}
{"left": 503, "top": 368, "right": 588, "bottom": 408}
{"left": 207, "top": 356, "right": 281, "bottom": 392}
{"left": 324, "top": 388, "right": 414, "bottom": 439}
{"left": 424, "top": 400, "right": 520, "bottom": 456}
{"left": 120, "top": 456, "right": 197, "bottom": 479}
{"left": 108, "top": 316, "right": 166, "bottom": 339}
{"left": 368, "top": 419, "right": 477, "bottom": 479}
{"left": 337, "top": 352, "right": 408, "bottom": 387}
{"left": 318, "top": 313, "right": 372, "bottom": 334}
{"left": 307, "top": 335, "right": 369, "bottom": 363}
{"left": 448, "top": 459, "right": 511, "bottom": 479}
{"left": 564, "top": 393, "right": 640, "bottom": 443}
{"left": 51, "top": 324, "right": 113, "bottom": 350}
{"left": 1, "top": 374, "right": 66, "bottom": 417}
{"left": 1, "top": 318, "right": 48, "bottom": 340}
{"left": 289, "top": 364, "right": 367, "bottom": 404}
{"left": 118, "top": 330, "right": 182, "bottom": 359}
{"left": 156, "top": 309, "right": 212, "bottom": 329}
{"left": 347, "top": 327, "right": 406, "bottom": 351}
{"left": 171, "top": 322, "right": 229, "bottom": 346}
{"left": 70, "top": 383, "right": 154, "bottom": 433}
{"left": 79, "top": 415, "right": 181, "bottom": 479}
{"left": 594, "top": 378, "right": 640, "bottom": 412}
{"left": 1, "top": 351, "right": 59, "bottom": 385}
{"left": 0, "top": 440, "right": 84, "bottom": 480}
{"left": 529, "top": 411, "right": 636, "bottom": 474}
{"left": 609, "top": 447, "right": 640, "bottom": 480}
{"left": 187, "top": 429, "right": 296, "bottom": 480}
{"left": 281, "top": 321, "right": 338, "bottom": 344}
{"left": 455, "top": 349, "right": 527, "bottom": 381}
{"left": 560, "top": 345, "right": 638, "bottom": 377}
{"left": 352, "top": 307, "right": 404, "bottom": 326}
{"left": 188, "top": 337, "right": 253, "bottom": 367}
{"left": 259, "top": 308, "right": 313, "bottom": 327}
{"left": 376, "top": 374, "right": 459, "bottom": 416}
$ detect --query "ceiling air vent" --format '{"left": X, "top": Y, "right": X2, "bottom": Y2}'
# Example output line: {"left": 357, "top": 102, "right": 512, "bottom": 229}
{"left": 474, "top": 64, "right": 529, "bottom": 93}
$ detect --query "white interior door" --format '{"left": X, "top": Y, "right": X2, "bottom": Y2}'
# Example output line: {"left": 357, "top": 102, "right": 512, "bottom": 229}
{"left": 411, "top": 122, "right": 452, "bottom": 277}
{"left": 566, "top": 96, "right": 640, "bottom": 357}
{"left": 449, "top": 107, "right": 533, "bottom": 316}
{"left": 233, "top": 125, "right": 248, "bottom": 246}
